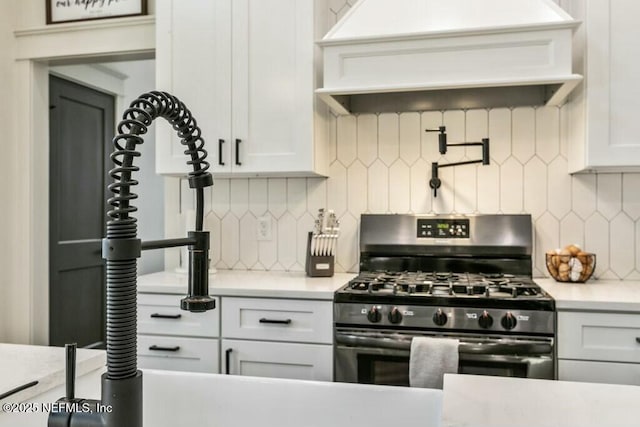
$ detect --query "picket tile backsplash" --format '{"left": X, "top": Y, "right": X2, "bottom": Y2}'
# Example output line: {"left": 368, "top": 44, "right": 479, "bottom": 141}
{"left": 169, "top": 106, "right": 640, "bottom": 280}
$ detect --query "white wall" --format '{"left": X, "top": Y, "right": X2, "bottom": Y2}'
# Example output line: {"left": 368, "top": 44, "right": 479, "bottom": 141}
{"left": 1, "top": 3, "right": 154, "bottom": 344}
{"left": 0, "top": 2, "right": 17, "bottom": 342}
{"left": 50, "top": 59, "right": 164, "bottom": 275}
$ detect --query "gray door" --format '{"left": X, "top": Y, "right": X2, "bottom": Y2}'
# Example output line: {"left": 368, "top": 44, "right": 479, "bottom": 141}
{"left": 49, "top": 75, "right": 114, "bottom": 349}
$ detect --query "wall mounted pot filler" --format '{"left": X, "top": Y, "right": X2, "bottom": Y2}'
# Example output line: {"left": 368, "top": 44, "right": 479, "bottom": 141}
{"left": 426, "top": 126, "right": 490, "bottom": 198}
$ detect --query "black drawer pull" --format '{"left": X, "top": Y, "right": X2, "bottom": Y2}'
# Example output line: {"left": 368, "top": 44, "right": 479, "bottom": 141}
{"left": 149, "top": 345, "right": 180, "bottom": 352}
{"left": 259, "top": 318, "right": 292, "bottom": 325}
{"left": 150, "top": 313, "right": 182, "bottom": 319}
{"left": 235, "top": 139, "right": 242, "bottom": 166}
{"left": 636, "top": 337, "right": 640, "bottom": 344}
{"left": 218, "top": 139, "right": 225, "bottom": 166}
{"left": 225, "top": 348, "right": 233, "bottom": 375}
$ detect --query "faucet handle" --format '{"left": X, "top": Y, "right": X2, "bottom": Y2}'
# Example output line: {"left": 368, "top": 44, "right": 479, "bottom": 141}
{"left": 65, "top": 343, "right": 76, "bottom": 400}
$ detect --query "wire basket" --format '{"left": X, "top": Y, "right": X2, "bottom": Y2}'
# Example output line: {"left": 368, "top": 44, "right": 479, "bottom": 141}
{"left": 545, "top": 251, "right": 596, "bottom": 283}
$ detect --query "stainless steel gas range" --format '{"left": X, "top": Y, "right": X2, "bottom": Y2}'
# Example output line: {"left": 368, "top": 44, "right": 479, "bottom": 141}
{"left": 334, "top": 214, "right": 555, "bottom": 386}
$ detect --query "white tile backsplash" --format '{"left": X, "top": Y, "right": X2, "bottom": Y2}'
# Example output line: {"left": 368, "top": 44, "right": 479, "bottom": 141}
{"left": 367, "top": 160, "right": 389, "bottom": 213}
{"left": 488, "top": 108, "right": 512, "bottom": 165}
{"left": 512, "top": 107, "right": 536, "bottom": 164}
{"left": 523, "top": 157, "right": 547, "bottom": 218}
{"left": 547, "top": 157, "right": 572, "bottom": 219}
{"left": 389, "top": 160, "right": 411, "bottom": 213}
{"left": 610, "top": 213, "right": 635, "bottom": 276}
{"left": 378, "top": 113, "right": 399, "bottom": 166}
{"left": 174, "top": 106, "right": 640, "bottom": 280}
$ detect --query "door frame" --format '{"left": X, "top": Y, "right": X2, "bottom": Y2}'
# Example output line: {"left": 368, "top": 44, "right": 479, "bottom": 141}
{"left": 10, "top": 17, "right": 154, "bottom": 344}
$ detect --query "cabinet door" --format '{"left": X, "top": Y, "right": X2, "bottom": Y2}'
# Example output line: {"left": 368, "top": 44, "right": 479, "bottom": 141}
{"left": 156, "top": 0, "right": 232, "bottom": 175}
{"left": 222, "top": 339, "right": 333, "bottom": 381}
{"left": 559, "top": 359, "right": 640, "bottom": 386}
{"left": 568, "top": 0, "right": 640, "bottom": 171}
{"left": 557, "top": 311, "right": 640, "bottom": 363}
{"left": 230, "top": 0, "right": 317, "bottom": 174}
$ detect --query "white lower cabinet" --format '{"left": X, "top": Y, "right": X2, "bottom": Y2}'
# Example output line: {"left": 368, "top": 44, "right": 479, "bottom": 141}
{"left": 136, "top": 293, "right": 334, "bottom": 380}
{"left": 221, "top": 297, "right": 333, "bottom": 381}
{"left": 137, "top": 293, "right": 220, "bottom": 374}
{"left": 221, "top": 339, "right": 333, "bottom": 381}
{"left": 557, "top": 310, "right": 640, "bottom": 385}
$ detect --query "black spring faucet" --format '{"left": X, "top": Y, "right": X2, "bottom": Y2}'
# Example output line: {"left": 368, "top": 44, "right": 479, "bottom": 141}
{"left": 48, "top": 91, "right": 215, "bottom": 427}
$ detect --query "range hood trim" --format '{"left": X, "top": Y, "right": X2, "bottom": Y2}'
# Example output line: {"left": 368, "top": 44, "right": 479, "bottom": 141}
{"left": 317, "top": 76, "right": 582, "bottom": 115}
{"left": 319, "top": 21, "right": 580, "bottom": 47}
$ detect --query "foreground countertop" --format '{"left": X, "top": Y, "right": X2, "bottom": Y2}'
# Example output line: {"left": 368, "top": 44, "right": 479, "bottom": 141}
{"left": 442, "top": 374, "right": 640, "bottom": 427}
{"left": 537, "top": 278, "right": 640, "bottom": 311}
{"left": 145, "top": 369, "right": 442, "bottom": 427}
{"left": 0, "top": 344, "right": 105, "bottom": 404}
{"left": 138, "top": 270, "right": 355, "bottom": 299}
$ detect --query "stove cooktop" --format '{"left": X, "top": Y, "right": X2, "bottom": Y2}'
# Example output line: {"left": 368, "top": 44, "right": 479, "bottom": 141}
{"left": 335, "top": 271, "right": 554, "bottom": 311}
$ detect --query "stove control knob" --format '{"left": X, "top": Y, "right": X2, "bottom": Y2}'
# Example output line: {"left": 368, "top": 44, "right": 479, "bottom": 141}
{"left": 478, "top": 311, "right": 493, "bottom": 329}
{"left": 501, "top": 312, "right": 518, "bottom": 330}
{"left": 388, "top": 307, "right": 403, "bottom": 324}
{"left": 432, "top": 309, "right": 447, "bottom": 326}
{"left": 367, "top": 306, "right": 382, "bottom": 323}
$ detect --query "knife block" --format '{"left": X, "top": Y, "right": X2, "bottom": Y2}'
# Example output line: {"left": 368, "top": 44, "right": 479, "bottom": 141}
{"left": 305, "top": 232, "right": 335, "bottom": 277}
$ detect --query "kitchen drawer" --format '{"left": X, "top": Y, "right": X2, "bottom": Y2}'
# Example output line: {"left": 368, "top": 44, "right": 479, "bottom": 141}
{"left": 559, "top": 359, "right": 640, "bottom": 386}
{"left": 558, "top": 311, "right": 640, "bottom": 363}
{"left": 138, "top": 335, "right": 219, "bottom": 373}
{"left": 222, "top": 339, "right": 333, "bottom": 381}
{"left": 221, "top": 297, "right": 332, "bottom": 344}
{"left": 138, "top": 293, "right": 219, "bottom": 338}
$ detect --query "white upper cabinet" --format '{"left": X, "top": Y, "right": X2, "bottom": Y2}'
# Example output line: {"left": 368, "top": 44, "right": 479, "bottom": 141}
{"left": 156, "top": 0, "right": 330, "bottom": 177}
{"left": 566, "top": 0, "right": 640, "bottom": 173}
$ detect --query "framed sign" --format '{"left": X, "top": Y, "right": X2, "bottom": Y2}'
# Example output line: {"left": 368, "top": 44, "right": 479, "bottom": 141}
{"left": 46, "top": 0, "right": 147, "bottom": 25}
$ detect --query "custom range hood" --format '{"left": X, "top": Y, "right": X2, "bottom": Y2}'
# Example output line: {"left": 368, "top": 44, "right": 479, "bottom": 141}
{"left": 317, "top": 0, "right": 582, "bottom": 114}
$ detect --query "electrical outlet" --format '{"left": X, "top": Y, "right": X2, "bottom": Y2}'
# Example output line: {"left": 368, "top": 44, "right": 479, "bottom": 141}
{"left": 257, "top": 215, "right": 272, "bottom": 241}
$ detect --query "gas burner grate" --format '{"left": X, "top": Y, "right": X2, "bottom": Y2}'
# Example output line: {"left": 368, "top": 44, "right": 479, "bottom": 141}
{"left": 344, "top": 270, "right": 547, "bottom": 300}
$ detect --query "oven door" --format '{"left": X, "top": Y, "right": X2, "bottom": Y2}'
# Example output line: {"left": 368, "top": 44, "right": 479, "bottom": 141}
{"left": 335, "top": 328, "right": 554, "bottom": 386}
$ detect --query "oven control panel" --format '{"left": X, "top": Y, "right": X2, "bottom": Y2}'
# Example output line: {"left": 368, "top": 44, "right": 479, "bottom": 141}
{"left": 417, "top": 218, "right": 469, "bottom": 238}
{"left": 334, "top": 303, "right": 555, "bottom": 335}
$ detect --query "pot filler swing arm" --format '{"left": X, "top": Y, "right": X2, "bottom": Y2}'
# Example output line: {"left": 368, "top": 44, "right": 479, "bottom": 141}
{"left": 48, "top": 91, "right": 215, "bottom": 427}
{"left": 426, "top": 126, "right": 490, "bottom": 198}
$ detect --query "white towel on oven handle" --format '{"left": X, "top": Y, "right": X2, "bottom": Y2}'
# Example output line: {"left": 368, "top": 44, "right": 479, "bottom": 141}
{"left": 409, "top": 336, "right": 459, "bottom": 389}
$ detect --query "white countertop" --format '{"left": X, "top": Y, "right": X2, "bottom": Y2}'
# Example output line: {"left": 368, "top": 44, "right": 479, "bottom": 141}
{"left": 537, "top": 278, "right": 640, "bottom": 311}
{"left": 138, "top": 270, "right": 355, "bottom": 299}
{"left": 442, "top": 373, "right": 640, "bottom": 427}
{"left": 140, "top": 271, "right": 640, "bottom": 310}
{"left": 0, "top": 344, "right": 105, "bottom": 404}
{"left": 145, "top": 369, "right": 443, "bottom": 427}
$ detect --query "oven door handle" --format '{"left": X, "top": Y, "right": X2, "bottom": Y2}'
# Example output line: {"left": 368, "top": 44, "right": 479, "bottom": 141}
{"left": 335, "top": 333, "right": 552, "bottom": 355}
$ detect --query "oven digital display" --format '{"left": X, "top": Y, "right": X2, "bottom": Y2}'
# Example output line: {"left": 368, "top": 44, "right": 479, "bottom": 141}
{"left": 417, "top": 218, "right": 470, "bottom": 238}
